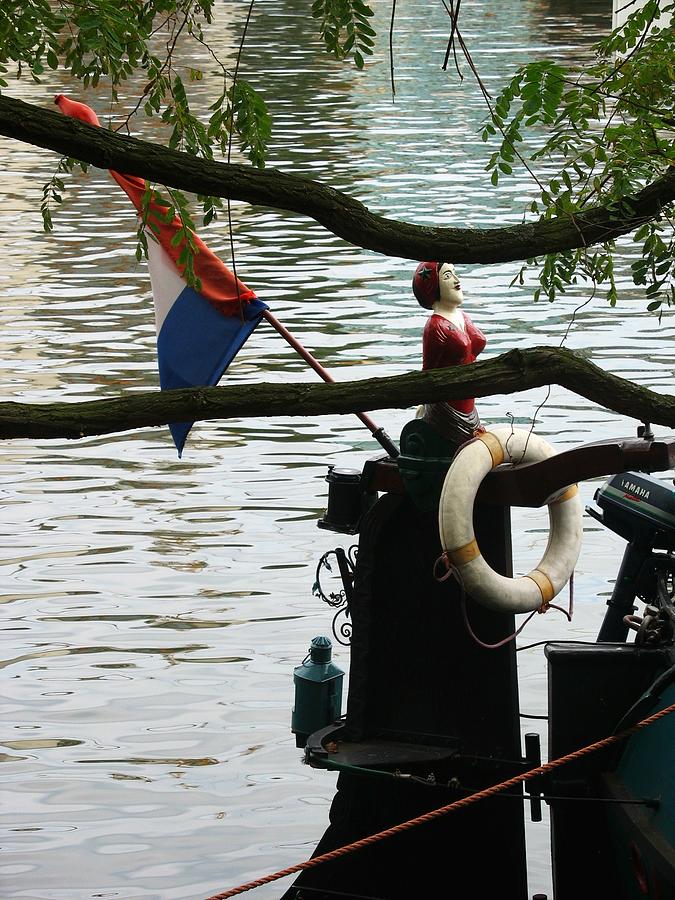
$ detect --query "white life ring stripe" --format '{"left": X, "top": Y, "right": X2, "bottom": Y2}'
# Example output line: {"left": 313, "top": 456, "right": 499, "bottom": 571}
{"left": 438, "top": 426, "right": 582, "bottom": 614}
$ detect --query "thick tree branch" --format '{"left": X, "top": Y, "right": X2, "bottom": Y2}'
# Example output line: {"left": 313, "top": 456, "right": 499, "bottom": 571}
{"left": 1, "top": 94, "right": 673, "bottom": 264}
{"left": 1, "top": 347, "right": 673, "bottom": 441}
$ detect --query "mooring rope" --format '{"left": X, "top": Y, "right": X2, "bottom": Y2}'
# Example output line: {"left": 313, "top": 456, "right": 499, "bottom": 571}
{"left": 203, "top": 700, "right": 675, "bottom": 899}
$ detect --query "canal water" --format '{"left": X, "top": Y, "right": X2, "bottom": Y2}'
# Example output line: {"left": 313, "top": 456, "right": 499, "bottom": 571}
{"left": 2, "top": 1, "right": 673, "bottom": 898}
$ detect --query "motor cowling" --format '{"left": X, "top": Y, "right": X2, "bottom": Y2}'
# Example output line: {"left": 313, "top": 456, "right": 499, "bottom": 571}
{"left": 592, "top": 471, "right": 675, "bottom": 551}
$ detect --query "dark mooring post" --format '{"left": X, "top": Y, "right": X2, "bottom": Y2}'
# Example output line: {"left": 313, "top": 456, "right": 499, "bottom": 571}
{"left": 284, "top": 421, "right": 529, "bottom": 900}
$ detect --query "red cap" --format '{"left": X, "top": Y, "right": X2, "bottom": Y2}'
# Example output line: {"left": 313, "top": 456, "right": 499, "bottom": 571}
{"left": 412, "top": 262, "right": 441, "bottom": 309}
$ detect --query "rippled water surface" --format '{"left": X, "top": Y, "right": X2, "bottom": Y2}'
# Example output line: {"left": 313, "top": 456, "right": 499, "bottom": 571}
{"left": 2, "top": 1, "right": 673, "bottom": 898}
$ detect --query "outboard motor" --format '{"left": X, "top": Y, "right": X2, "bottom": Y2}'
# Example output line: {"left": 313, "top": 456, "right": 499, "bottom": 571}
{"left": 587, "top": 471, "right": 675, "bottom": 641}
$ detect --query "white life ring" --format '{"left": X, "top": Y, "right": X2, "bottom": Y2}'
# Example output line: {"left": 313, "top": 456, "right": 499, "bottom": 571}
{"left": 438, "top": 426, "right": 583, "bottom": 613}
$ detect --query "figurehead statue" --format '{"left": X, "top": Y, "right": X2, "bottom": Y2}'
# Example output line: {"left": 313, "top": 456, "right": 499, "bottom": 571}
{"left": 412, "top": 261, "right": 487, "bottom": 445}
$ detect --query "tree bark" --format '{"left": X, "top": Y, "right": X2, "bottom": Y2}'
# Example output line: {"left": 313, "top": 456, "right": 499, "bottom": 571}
{"left": 1, "top": 347, "right": 673, "bottom": 441}
{"left": 1, "top": 94, "right": 673, "bottom": 264}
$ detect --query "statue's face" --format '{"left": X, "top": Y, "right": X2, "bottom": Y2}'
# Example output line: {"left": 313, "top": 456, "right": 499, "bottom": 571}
{"left": 438, "top": 263, "right": 463, "bottom": 306}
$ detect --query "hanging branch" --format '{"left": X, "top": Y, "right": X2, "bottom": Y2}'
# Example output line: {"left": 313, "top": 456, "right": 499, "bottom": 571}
{"left": 0, "top": 347, "right": 673, "bottom": 441}
{"left": 442, "top": 0, "right": 463, "bottom": 79}
{"left": 389, "top": 0, "right": 397, "bottom": 97}
{"left": 1, "top": 95, "right": 673, "bottom": 265}
{"left": 225, "top": 0, "right": 256, "bottom": 315}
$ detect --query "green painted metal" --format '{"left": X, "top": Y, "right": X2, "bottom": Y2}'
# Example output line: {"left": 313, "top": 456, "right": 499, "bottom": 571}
{"left": 615, "top": 682, "right": 675, "bottom": 846}
{"left": 600, "top": 482, "right": 675, "bottom": 532}
{"left": 396, "top": 418, "right": 455, "bottom": 511}
{"left": 291, "top": 636, "right": 344, "bottom": 748}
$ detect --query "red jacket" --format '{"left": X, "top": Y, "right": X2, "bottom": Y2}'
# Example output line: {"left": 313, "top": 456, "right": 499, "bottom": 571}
{"left": 422, "top": 313, "right": 487, "bottom": 414}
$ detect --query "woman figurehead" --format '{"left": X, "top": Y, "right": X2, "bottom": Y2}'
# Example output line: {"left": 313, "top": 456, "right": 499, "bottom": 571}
{"left": 412, "top": 261, "right": 463, "bottom": 311}
{"left": 411, "top": 260, "right": 486, "bottom": 443}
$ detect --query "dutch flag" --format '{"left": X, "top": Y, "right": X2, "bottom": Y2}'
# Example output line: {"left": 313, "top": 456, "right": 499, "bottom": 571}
{"left": 55, "top": 94, "right": 268, "bottom": 456}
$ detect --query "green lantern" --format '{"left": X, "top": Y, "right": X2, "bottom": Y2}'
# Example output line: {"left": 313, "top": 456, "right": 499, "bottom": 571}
{"left": 291, "top": 636, "right": 344, "bottom": 748}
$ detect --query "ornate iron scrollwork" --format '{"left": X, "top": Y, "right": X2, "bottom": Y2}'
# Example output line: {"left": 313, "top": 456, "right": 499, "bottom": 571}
{"left": 312, "top": 545, "right": 358, "bottom": 646}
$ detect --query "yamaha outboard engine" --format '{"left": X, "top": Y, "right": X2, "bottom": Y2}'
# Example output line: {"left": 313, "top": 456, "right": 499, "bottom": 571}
{"left": 587, "top": 471, "right": 675, "bottom": 641}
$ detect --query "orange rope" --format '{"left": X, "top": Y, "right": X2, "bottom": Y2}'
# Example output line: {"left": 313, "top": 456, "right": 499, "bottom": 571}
{"left": 204, "top": 701, "right": 675, "bottom": 899}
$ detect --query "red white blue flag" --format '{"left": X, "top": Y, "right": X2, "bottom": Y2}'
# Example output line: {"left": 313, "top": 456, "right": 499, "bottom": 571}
{"left": 55, "top": 94, "right": 268, "bottom": 456}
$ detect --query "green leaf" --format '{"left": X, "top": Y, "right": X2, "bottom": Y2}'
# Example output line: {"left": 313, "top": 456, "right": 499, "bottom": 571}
{"left": 227, "top": 80, "right": 272, "bottom": 168}
{"left": 352, "top": 1, "right": 374, "bottom": 16}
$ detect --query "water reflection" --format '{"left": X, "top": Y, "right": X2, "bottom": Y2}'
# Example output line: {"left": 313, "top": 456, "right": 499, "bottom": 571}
{"left": 527, "top": 0, "right": 612, "bottom": 41}
{"left": 1, "top": 2, "right": 672, "bottom": 899}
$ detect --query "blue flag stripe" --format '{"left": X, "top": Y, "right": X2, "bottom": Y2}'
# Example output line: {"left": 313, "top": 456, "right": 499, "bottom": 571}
{"left": 157, "top": 287, "right": 268, "bottom": 455}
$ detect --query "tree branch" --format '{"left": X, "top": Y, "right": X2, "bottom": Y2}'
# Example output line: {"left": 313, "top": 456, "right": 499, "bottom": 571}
{"left": 1, "top": 94, "right": 673, "bottom": 264}
{"left": 1, "top": 347, "right": 673, "bottom": 441}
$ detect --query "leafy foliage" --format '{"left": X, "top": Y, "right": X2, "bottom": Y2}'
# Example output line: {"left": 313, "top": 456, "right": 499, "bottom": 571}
{"left": 40, "top": 157, "right": 89, "bottom": 231}
{"left": 1, "top": 0, "right": 673, "bottom": 312}
{"left": 310, "top": 0, "right": 376, "bottom": 69}
{"left": 141, "top": 184, "right": 202, "bottom": 289}
{"left": 482, "top": 0, "right": 675, "bottom": 308}
{"left": 1, "top": 0, "right": 271, "bottom": 236}
{"left": 228, "top": 81, "right": 271, "bottom": 169}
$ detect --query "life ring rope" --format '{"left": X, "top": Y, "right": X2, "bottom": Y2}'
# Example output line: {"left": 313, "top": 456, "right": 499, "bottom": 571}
{"left": 433, "top": 551, "right": 575, "bottom": 648}
{"left": 438, "top": 426, "right": 583, "bottom": 615}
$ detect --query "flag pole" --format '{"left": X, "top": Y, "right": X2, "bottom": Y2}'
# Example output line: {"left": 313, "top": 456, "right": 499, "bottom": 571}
{"left": 262, "top": 310, "right": 399, "bottom": 458}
